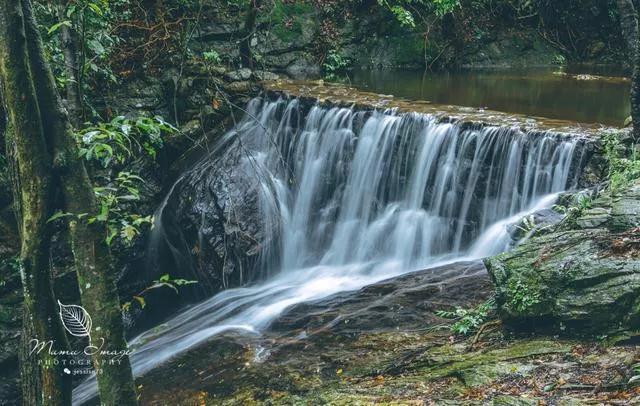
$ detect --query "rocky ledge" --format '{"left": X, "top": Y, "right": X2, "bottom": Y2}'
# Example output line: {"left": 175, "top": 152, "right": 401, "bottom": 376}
{"left": 486, "top": 180, "right": 640, "bottom": 340}
{"left": 129, "top": 258, "right": 640, "bottom": 405}
{"left": 261, "top": 80, "right": 612, "bottom": 137}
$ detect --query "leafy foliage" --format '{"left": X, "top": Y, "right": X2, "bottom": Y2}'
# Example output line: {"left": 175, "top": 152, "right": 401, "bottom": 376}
{"left": 603, "top": 130, "right": 640, "bottom": 194}
{"left": 0, "top": 256, "right": 18, "bottom": 290}
{"left": 122, "top": 274, "right": 198, "bottom": 312}
{"left": 436, "top": 296, "right": 495, "bottom": 335}
{"left": 553, "top": 193, "right": 593, "bottom": 222}
{"left": 203, "top": 50, "right": 222, "bottom": 66}
{"left": 431, "top": 0, "right": 461, "bottom": 16}
{"left": 322, "top": 49, "right": 351, "bottom": 78}
{"left": 515, "top": 215, "right": 536, "bottom": 234}
{"left": 76, "top": 115, "right": 177, "bottom": 168}
{"left": 377, "top": 0, "right": 460, "bottom": 27}
{"left": 630, "top": 362, "right": 640, "bottom": 386}
{"left": 507, "top": 279, "right": 541, "bottom": 313}
{"left": 36, "top": 0, "right": 122, "bottom": 111}
{"left": 48, "top": 172, "right": 153, "bottom": 246}
{"left": 91, "top": 172, "right": 153, "bottom": 246}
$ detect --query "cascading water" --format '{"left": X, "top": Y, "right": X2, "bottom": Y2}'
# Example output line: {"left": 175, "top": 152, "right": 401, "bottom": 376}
{"left": 74, "top": 97, "right": 587, "bottom": 404}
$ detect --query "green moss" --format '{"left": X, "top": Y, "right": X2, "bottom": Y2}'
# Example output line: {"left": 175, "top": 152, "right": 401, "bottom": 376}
{"left": 492, "top": 396, "right": 540, "bottom": 405}
{"left": 409, "top": 340, "right": 571, "bottom": 381}
{"left": 460, "top": 362, "right": 534, "bottom": 387}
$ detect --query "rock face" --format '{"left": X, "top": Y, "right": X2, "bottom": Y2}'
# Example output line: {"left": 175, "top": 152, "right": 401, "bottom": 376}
{"left": 147, "top": 135, "right": 279, "bottom": 295}
{"left": 485, "top": 181, "right": 640, "bottom": 338}
{"left": 178, "top": 1, "right": 625, "bottom": 75}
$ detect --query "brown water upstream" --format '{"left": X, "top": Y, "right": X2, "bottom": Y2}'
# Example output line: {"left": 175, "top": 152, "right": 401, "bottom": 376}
{"left": 338, "top": 67, "right": 630, "bottom": 126}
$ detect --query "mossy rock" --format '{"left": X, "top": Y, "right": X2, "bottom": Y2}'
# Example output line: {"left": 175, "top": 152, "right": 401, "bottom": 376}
{"left": 485, "top": 181, "right": 640, "bottom": 337}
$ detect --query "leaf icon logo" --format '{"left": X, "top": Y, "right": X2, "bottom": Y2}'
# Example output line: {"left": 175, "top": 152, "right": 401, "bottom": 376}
{"left": 58, "top": 301, "right": 92, "bottom": 338}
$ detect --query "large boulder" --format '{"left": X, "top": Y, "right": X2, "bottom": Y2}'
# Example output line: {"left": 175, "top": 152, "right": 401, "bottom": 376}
{"left": 147, "top": 135, "right": 280, "bottom": 296}
{"left": 485, "top": 181, "right": 640, "bottom": 338}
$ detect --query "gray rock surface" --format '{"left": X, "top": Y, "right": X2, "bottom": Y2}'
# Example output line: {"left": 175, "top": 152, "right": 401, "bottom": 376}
{"left": 486, "top": 180, "right": 640, "bottom": 338}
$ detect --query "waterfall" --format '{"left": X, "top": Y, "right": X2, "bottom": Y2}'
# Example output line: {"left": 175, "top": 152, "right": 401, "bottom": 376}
{"left": 73, "top": 97, "right": 587, "bottom": 404}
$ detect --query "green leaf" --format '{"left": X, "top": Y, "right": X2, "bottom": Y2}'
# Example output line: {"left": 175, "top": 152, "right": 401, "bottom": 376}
{"left": 121, "top": 224, "right": 138, "bottom": 242}
{"left": 149, "top": 282, "right": 178, "bottom": 294}
{"left": 47, "top": 211, "right": 74, "bottom": 223}
{"left": 87, "top": 39, "right": 105, "bottom": 55}
{"left": 48, "top": 20, "right": 72, "bottom": 35}
{"left": 87, "top": 3, "right": 104, "bottom": 16}
{"left": 106, "top": 229, "right": 117, "bottom": 246}
{"left": 133, "top": 295, "right": 146, "bottom": 309}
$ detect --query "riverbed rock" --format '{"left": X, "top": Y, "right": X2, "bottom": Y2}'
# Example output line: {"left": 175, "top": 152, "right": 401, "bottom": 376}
{"left": 485, "top": 180, "right": 640, "bottom": 338}
{"left": 272, "top": 261, "right": 491, "bottom": 334}
{"left": 225, "top": 68, "right": 253, "bottom": 82}
{"left": 253, "top": 70, "right": 280, "bottom": 81}
{"left": 134, "top": 260, "right": 639, "bottom": 405}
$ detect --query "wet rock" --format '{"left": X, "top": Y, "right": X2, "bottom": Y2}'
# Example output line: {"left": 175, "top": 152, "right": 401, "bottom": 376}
{"left": 110, "top": 77, "right": 166, "bottom": 115}
{"left": 462, "top": 29, "right": 559, "bottom": 68}
{"left": 225, "top": 68, "right": 253, "bottom": 82}
{"left": 224, "top": 80, "right": 252, "bottom": 93}
{"left": 588, "top": 41, "right": 606, "bottom": 57}
{"left": 148, "top": 135, "right": 280, "bottom": 295}
{"left": 485, "top": 180, "right": 640, "bottom": 338}
{"left": 611, "top": 182, "right": 640, "bottom": 231}
{"left": 253, "top": 70, "right": 280, "bottom": 81}
{"left": 273, "top": 261, "right": 491, "bottom": 334}
{"left": 575, "top": 206, "right": 610, "bottom": 228}
{"left": 285, "top": 55, "right": 321, "bottom": 79}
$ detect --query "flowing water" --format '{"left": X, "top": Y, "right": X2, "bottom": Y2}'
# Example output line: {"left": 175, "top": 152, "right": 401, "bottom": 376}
{"left": 74, "top": 97, "right": 588, "bottom": 404}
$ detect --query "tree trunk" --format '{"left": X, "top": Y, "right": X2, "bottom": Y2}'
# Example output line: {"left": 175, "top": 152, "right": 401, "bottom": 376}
{"left": 20, "top": 317, "right": 44, "bottom": 406}
{"left": 240, "top": 0, "right": 260, "bottom": 69}
{"left": 632, "top": 32, "right": 640, "bottom": 142}
{"left": 20, "top": 1, "right": 138, "bottom": 404}
{"left": 0, "top": 1, "right": 71, "bottom": 404}
{"left": 617, "top": 0, "right": 640, "bottom": 141}
{"left": 56, "top": 1, "right": 82, "bottom": 126}
{"left": 618, "top": 0, "right": 639, "bottom": 61}
{"left": 0, "top": 81, "right": 6, "bottom": 137}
